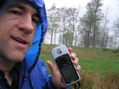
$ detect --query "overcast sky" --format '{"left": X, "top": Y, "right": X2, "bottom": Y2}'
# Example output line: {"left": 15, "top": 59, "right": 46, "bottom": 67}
{"left": 43, "top": 0, "right": 119, "bottom": 22}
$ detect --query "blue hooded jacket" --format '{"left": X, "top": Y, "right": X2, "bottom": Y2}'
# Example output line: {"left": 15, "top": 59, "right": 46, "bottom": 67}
{"left": 16, "top": 0, "right": 70, "bottom": 89}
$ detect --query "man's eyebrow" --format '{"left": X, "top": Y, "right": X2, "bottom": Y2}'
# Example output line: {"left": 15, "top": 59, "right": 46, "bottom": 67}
{"left": 8, "top": 3, "right": 40, "bottom": 19}
{"left": 8, "top": 4, "right": 26, "bottom": 10}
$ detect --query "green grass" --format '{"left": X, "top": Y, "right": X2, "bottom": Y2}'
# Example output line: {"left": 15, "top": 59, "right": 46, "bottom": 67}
{"left": 40, "top": 44, "right": 119, "bottom": 77}
{"left": 80, "top": 58, "right": 119, "bottom": 76}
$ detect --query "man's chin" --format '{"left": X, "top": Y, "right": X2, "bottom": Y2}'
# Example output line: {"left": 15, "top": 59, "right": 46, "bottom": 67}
{"left": 6, "top": 54, "right": 25, "bottom": 63}
{"left": 7, "top": 58, "right": 24, "bottom": 63}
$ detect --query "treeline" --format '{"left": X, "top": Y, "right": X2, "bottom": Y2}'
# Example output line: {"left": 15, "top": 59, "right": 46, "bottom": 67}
{"left": 44, "top": 0, "right": 119, "bottom": 49}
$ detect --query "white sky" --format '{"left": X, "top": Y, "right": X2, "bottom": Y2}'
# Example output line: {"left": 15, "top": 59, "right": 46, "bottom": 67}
{"left": 44, "top": 0, "right": 91, "bottom": 9}
{"left": 43, "top": 0, "right": 119, "bottom": 22}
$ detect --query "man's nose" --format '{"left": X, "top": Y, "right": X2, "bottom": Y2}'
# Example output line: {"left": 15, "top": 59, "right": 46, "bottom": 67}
{"left": 18, "top": 16, "right": 34, "bottom": 34}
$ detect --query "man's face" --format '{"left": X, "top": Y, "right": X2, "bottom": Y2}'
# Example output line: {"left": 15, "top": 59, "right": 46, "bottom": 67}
{"left": 0, "top": 0, "right": 39, "bottom": 62}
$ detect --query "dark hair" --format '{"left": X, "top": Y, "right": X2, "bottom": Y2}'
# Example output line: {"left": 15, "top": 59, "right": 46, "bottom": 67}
{"left": 0, "top": 0, "right": 7, "bottom": 8}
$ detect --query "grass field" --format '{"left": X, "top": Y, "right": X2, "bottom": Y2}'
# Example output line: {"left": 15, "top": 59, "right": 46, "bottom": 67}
{"left": 40, "top": 44, "right": 119, "bottom": 89}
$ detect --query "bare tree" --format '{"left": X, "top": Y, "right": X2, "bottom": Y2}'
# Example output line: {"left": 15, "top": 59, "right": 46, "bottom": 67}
{"left": 47, "top": 4, "right": 60, "bottom": 45}
{"left": 100, "top": 8, "right": 109, "bottom": 48}
{"left": 57, "top": 7, "right": 80, "bottom": 46}
{"left": 113, "top": 17, "right": 119, "bottom": 49}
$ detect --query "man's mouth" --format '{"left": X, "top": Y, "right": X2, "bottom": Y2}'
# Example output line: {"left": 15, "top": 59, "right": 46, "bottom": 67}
{"left": 11, "top": 37, "right": 27, "bottom": 44}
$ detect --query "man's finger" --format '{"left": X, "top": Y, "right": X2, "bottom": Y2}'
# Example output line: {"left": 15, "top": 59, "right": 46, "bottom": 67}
{"left": 46, "top": 60, "right": 59, "bottom": 75}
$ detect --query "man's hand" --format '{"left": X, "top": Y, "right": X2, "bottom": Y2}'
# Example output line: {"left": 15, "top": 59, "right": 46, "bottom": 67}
{"left": 46, "top": 47, "right": 81, "bottom": 88}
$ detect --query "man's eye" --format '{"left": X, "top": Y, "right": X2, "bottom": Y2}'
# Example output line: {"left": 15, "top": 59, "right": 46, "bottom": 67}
{"left": 10, "top": 10, "right": 21, "bottom": 15}
{"left": 32, "top": 18, "right": 39, "bottom": 24}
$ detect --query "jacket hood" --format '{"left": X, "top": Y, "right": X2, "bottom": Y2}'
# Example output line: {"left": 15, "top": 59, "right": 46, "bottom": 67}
{"left": 24, "top": 0, "right": 47, "bottom": 72}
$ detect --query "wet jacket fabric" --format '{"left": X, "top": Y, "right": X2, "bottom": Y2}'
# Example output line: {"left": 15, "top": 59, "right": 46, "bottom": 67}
{"left": 17, "top": 0, "right": 70, "bottom": 89}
